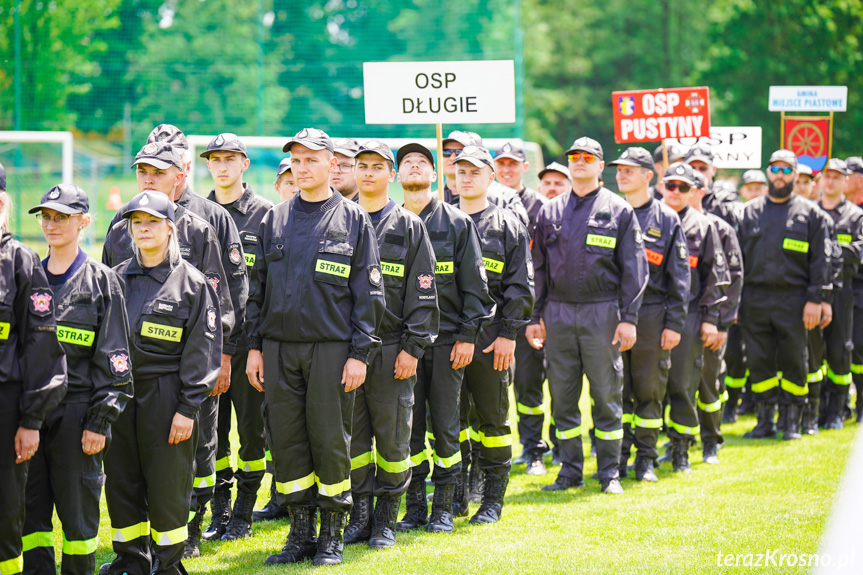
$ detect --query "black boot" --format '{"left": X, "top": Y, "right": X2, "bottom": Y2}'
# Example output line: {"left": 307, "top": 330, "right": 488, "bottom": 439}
{"left": 702, "top": 441, "right": 720, "bottom": 465}
{"left": 823, "top": 397, "right": 845, "bottom": 429}
{"left": 395, "top": 480, "right": 428, "bottom": 531}
{"left": 264, "top": 506, "right": 318, "bottom": 565}
{"left": 427, "top": 484, "right": 455, "bottom": 533}
{"left": 818, "top": 391, "right": 831, "bottom": 428}
{"left": 743, "top": 403, "right": 777, "bottom": 438}
{"left": 342, "top": 494, "right": 372, "bottom": 545}
{"left": 671, "top": 438, "right": 692, "bottom": 473}
{"left": 368, "top": 495, "right": 400, "bottom": 549}
{"left": 314, "top": 509, "right": 346, "bottom": 566}
{"left": 738, "top": 387, "right": 756, "bottom": 414}
{"left": 203, "top": 486, "right": 232, "bottom": 541}
{"left": 801, "top": 399, "right": 819, "bottom": 435}
{"left": 634, "top": 455, "right": 657, "bottom": 482}
{"left": 468, "top": 463, "right": 484, "bottom": 503}
{"left": 775, "top": 404, "right": 787, "bottom": 434}
{"left": 222, "top": 489, "right": 256, "bottom": 541}
{"left": 253, "top": 480, "right": 290, "bottom": 522}
{"left": 183, "top": 507, "right": 205, "bottom": 558}
{"left": 526, "top": 450, "right": 547, "bottom": 476}
{"left": 469, "top": 473, "right": 508, "bottom": 524}
{"left": 656, "top": 444, "right": 673, "bottom": 465}
{"left": 783, "top": 404, "right": 802, "bottom": 440}
{"left": 453, "top": 469, "right": 469, "bottom": 517}
{"left": 723, "top": 388, "right": 741, "bottom": 423}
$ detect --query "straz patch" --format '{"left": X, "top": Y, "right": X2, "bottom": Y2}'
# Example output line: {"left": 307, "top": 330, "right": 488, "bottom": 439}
{"left": 244, "top": 253, "right": 256, "bottom": 267}
{"left": 435, "top": 261, "right": 454, "bottom": 274}
{"left": 586, "top": 234, "right": 616, "bottom": 249}
{"left": 483, "top": 257, "right": 504, "bottom": 274}
{"left": 30, "top": 291, "right": 53, "bottom": 316}
{"left": 206, "top": 306, "right": 217, "bottom": 332}
{"left": 381, "top": 262, "right": 405, "bottom": 277}
{"left": 647, "top": 227, "right": 662, "bottom": 238}
{"left": 57, "top": 325, "right": 95, "bottom": 346}
{"left": 228, "top": 243, "right": 242, "bottom": 266}
{"left": 0, "top": 322, "right": 9, "bottom": 340}
{"left": 645, "top": 248, "right": 664, "bottom": 266}
{"left": 206, "top": 273, "right": 221, "bottom": 292}
{"left": 417, "top": 273, "right": 435, "bottom": 292}
{"left": 368, "top": 265, "right": 383, "bottom": 286}
{"left": 783, "top": 238, "right": 809, "bottom": 253}
{"left": 109, "top": 351, "right": 130, "bottom": 377}
{"left": 142, "top": 321, "right": 183, "bottom": 342}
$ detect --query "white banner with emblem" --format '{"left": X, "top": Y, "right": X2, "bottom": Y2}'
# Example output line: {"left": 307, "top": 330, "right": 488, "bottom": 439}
{"left": 665, "top": 126, "right": 762, "bottom": 169}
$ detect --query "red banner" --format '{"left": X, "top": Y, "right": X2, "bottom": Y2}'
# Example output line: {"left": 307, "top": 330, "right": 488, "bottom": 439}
{"left": 783, "top": 117, "right": 830, "bottom": 173}
{"left": 612, "top": 87, "right": 711, "bottom": 144}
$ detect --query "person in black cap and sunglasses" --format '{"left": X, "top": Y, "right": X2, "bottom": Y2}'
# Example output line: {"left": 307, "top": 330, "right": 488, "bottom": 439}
{"left": 22, "top": 185, "right": 132, "bottom": 575}
{"left": 0, "top": 182, "right": 67, "bottom": 575}
{"left": 101, "top": 191, "right": 222, "bottom": 575}
{"left": 528, "top": 136, "right": 648, "bottom": 494}
{"left": 737, "top": 150, "right": 830, "bottom": 440}
{"left": 246, "top": 128, "right": 384, "bottom": 567}
{"left": 611, "top": 148, "right": 690, "bottom": 482}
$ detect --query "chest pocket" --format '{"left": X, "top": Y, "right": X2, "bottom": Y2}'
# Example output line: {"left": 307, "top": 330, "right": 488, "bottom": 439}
{"left": 137, "top": 300, "right": 189, "bottom": 355}
{"left": 56, "top": 303, "right": 99, "bottom": 356}
{"left": 541, "top": 221, "right": 562, "bottom": 247}
{"left": 0, "top": 289, "right": 15, "bottom": 345}
{"left": 585, "top": 218, "right": 618, "bottom": 255}
{"left": 380, "top": 242, "right": 408, "bottom": 290}
{"left": 783, "top": 221, "right": 810, "bottom": 255}
{"left": 481, "top": 234, "right": 506, "bottom": 276}
{"left": 431, "top": 239, "right": 455, "bottom": 283}
{"left": 315, "top": 239, "right": 353, "bottom": 287}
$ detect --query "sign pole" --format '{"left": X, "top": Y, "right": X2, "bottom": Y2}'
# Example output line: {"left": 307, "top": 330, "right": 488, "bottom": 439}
{"left": 780, "top": 111, "right": 785, "bottom": 147}
{"left": 661, "top": 140, "right": 668, "bottom": 169}
{"left": 436, "top": 123, "right": 445, "bottom": 201}
{"left": 828, "top": 111, "right": 834, "bottom": 158}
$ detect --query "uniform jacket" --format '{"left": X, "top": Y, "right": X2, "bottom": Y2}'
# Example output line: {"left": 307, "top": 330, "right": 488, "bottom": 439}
{"left": 678, "top": 206, "right": 729, "bottom": 325}
{"left": 517, "top": 185, "right": 548, "bottom": 243}
{"left": 819, "top": 198, "right": 863, "bottom": 280}
{"left": 445, "top": 182, "right": 530, "bottom": 227}
{"left": 708, "top": 213, "right": 743, "bottom": 329}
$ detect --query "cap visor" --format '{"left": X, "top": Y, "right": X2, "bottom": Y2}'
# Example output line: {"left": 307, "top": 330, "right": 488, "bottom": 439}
{"left": 277, "top": 166, "right": 292, "bottom": 176}
{"left": 538, "top": 169, "right": 571, "bottom": 181}
{"left": 357, "top": 150, "right": 393, "bottom": 164}
{"left": 283, "top": 139, "right": 328, "bottom": 153}
{"left": 455, "top": 157, "right": 490, "bottom": 170}
{"left": 608, "top": 159, "right": 643, "bottom": 168}
{"left": 122, "top": 207, "right": 170, "bottom": 220}
{"left": 494, "top": 153, "right": 524, "bottom": 162}
{"left": 333, "top": 147, "right": 359, "bottom": 158}
{"left": 397, "top": 144, "right": 434, "bottom": 168}
{"left": 27, "top": 202, "right": 84, "bottom": 215}
{"left": 663, "top": 176, "right": 696, "bottom": 186}
{"left": 564, "top": 147, "right": 600, "bottom": 158}
{"left": 132, "top": 158, "right": 173, "bottom": 170}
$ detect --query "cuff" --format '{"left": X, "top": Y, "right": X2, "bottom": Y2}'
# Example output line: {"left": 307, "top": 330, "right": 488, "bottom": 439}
{"left": 176, "top": 402, "right": 199, "bottom": 419}
{"left": 348, "top": 347, "right": 371, "bottom": 365}
{"left": 19, "top": 416, "right": 43, "bottom": 430}
{"left": 702, "top": 309, "right": 720, "bottom": 325}
{"left": 498, "top": 325, "right": 518, "bottom": 340}
{"left": 84, "top": 414, "right": 111, "bottom": 435}
{"left": 222, "top": 340, "right": 237, "bottom": 356}
{"left": 247, "top": 336, "right": 263, "bottom": 352}
{"left": 400, "top": 341, "right": 425, "bottom": 360}
{"left": 455, "top": 330, "right": 478, "bottom": 344}
{"left": 621, "top": 313, "right": 639, "bottom": 326}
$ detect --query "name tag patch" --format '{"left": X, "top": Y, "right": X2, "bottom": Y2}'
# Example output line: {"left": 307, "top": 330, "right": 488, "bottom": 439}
{"left": 0, "top": 322, "right": 9, "bottom": 340}
{"left": 645, "top": 248, "right": 664, "bottom": 266}
{"left": 838, "top": 234, "right": 852, "bottom": 245}
{"left": 316, "top": 259, "right": 350, "bottom": 278}
{"left": 483, "top": 257, "right": 504, "bottom": 274}
{"left": 381, "top": 261, "right": 405, "bottom": 277}
{"left": 586, "top": 234, "right": 616, "bottom": 249}
{"left": 245, "top": 253, "right": 256, "bottom": 267}
{"left": 783, "top": 238, "right": 809, "bottom": 253}
{"left": 57, "top": 325, "right": 95, "bottom": 346}
{"left": 435, "top": 261, "right": 454, "bottom": 274}
{"left": 142, "top": 321, "right": 183, "bottom": 342}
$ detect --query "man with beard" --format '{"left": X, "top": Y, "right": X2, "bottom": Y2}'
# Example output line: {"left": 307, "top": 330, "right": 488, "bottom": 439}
{"left": 332, "top": 138, "right": 360, "bottom": 201}
{"left": 737, "top": 150, "right": 830, "bottom": 439}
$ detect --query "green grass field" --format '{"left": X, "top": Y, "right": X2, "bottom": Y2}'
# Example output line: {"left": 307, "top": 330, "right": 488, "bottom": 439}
{"left": 33, "top": 382, "right": 857, "bottom": 575}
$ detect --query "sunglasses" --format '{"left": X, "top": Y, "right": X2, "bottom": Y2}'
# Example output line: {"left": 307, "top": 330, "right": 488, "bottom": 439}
{"left": 442, "top": 149, "right": 462, "bottom": 157}
{"left": 769, "top": 165, "right": 794, "bottom": 175}
{"left": 568, "top": 152, "right": 596, "bottom": 164}
{"left": 664, "top": 182, "right": 691, "bottom": 193}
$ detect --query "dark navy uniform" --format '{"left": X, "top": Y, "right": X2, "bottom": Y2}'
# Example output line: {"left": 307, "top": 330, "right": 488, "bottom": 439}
{"left": 24, "top": 252, "right": 132, "bottom": 575}
{"left": 532, "top": 186, "right": 649, "bottom": 485}
{"left": 0, "top": 234, "right": 67, "bottom": 575}
{"left": 621, "top": 197, "right": 689, "bottom": 471}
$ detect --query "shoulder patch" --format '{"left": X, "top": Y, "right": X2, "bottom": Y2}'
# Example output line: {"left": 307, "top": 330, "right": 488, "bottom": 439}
{"left": 417, "top": 273, "right": 435, "bottom": 293}
{"left": 228, "top": 243, "right": 242, "bottom": 266}
{"left": 368, "top": 265, "right": 383, "bottom": 287}
{"left": 526, "top": 256, "right": 535, "bottom": 280}
{"left": 728, "top": 250, "right": 741, "bottom": 269}
{"left": 30, "top": 290, "right": 53, "bottom": 317}
{"left": 108, "top": 351, "right": 131, "bottom": 378}
{"left": 477, "top": 260, "right": 488, "bottom": 283}
{"left": 634, "top": 227, "right": 643, "bottom": 245}
{"left": 714, "top": 252, "right": 725, "bottom": 268}
{"left": 677, "top": 242, "right": 688, "bottom": 261}
{"left": 832, "top": 242, "right": 842, "bottom": 259}
{"left": 205, "top": 272, "right": 221, "bottom": 292}
{"left": 206, "top": 306, "right": 217, "bottom": 332}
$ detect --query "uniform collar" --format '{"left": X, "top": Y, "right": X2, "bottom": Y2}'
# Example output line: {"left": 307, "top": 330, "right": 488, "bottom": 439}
{"left": 207, "top": 182, "right": 255, "bottom": 215}
{"left": 176, "top": 185, "right": 193, "bottom": 208}
{"left": 567, "top": 185, "right": 601, "bottom": 209}
{"left": 125, "top": 256, "right": 174, "bottom": 283}
{"left": 419, "top": 196, "right": 439, "bottom": 220}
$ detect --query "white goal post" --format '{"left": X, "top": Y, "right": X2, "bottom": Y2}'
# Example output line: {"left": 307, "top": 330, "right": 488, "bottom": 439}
{"left": 0, "top": 130, "right": 75, "bottom": 184}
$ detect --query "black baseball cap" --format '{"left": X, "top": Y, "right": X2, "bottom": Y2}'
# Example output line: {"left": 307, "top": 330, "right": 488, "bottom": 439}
{"left": 147, "top": 124, "right": 188, "bottom": 151}
{"left": 29, "top": 184, "right": 90, "bottom": 215}
{"left": 653, "top": 142, "right": 687, "bottom": 164}
{"left": 132, "top": 141, "right": 184, "bottom": 170}
{"left": 494, "top": 141, "right": 526, "bottom": 162}
{"left": 663, "top": 162, "right": 697, "bottom": 187}
{"left": 333, "top": 138, "right": 360, "bottom": 158}
{"left": 609, "top": 147, "right": 654, "bottom": 170}
{"left": 538, "top": 162, "right": 572, "bottom": 182}
{"left": 845, "top": 157, "right": 863, "bottom": 175}
{"left": 740, "top": 170, "right": 767, "bottom": 185}
{"left": 684, "top": 142, "right": 714, "bottom": 166}
{"left": 768, "top": 149, "right": 798, "bottom": 169}
{"left": 276, "top": 158, "right": 292, "bottom": 176}
{"left": 200, "top": 133, "right": 247, "bottom": 159}
{"left": 565, "top": 137, "right": 603, "bottom": 160}
{"left": 454, "top": 146, "right": 495, "bottom": 170}
{"left": 396, "top": 143, "right": 435, "bottom": 169}
{"left": 122, "top": 191, "right": 175, "bottom": 222}
{"left": 356, "top": 140, "right": 395, "bottom": 165}
{"left": 797, "top": 164, "right": 814, "bottom": 177}
{"left": 442, "top": 130, "right": 476, "bottom": 148}
{"left": 0, "top": 161, "right": 5, "bottom": 191}
{"left": 283, "top": 128, "right": 334, "bottom": 154}
{"left": 825, "top": 158, "right": 848, "bottom": 176}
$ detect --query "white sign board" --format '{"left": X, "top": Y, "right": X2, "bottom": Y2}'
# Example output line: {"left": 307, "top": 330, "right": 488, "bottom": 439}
{"left": 665, "top": 126, "right": 762, "bottom": 169}
{"left": 363, "top": 60, "right": 515, "bottom": 125}
{"left": 768, "top": 86, "right": 847, "bottom": 112}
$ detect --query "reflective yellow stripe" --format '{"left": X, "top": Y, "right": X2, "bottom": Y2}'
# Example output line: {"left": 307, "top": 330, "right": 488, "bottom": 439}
{"left": 478, "top": 430, "right": 512, "bottom": 448}
{"left": 751, "top": 376, "right": 779, "bottom": 394}
{"left": 381, "top": 261, "right": 405, "bottom": 277}
{"left": 275, "top": 472, "right": 316, "bottom": 495}
{"left": 244, "top": 253, "right": 256, "bottom": 267}
{"left": 315, "top": 259, "right": 350, "bottom": 278}
{"left": 724, "top": 375, "right": 746, "bottom": 389}
{"left": 22, "top": 531, "right": 52, "bottom": 552}
{"left": 781, "top": 379, "right": 809, "bottom": 396}
{"left": 808, "top": 370, "right": 824, "bottom": 383}
{"left": 827, "top": 368, "right": 852, "bottom": 385}
{"left": 425, "top": 431, "right": 436, "bottom": 441}
{"left": 265, "top": 450, "right": 272, "bottom": 462}
{"left": 621, "top": 413, "right": 632, "bottom": 426}
{"left": 112, "top": 522, "right": 150, "bottom": 543}
{"left": 782, "top": 238, "right": 809, "bottom": 253}
{"left": 433, "top": 450, "right": 462, "bottom": 469}
{"left": 632, "top": 416, "right": 663, "bottom": 429}
{"left": 316, "top": 477, "right": 351, "bottom": 497}
{"left": 435, "top": 261, "right": 454, "bottom": 274}
{"left": 851, "top": 364, "right": 863, "bottom": 375}
{"left": 549, "top": 415, "right": 555, "bottom": 426}
{"left": 57, "top": 325, "right": 96, "bottom": 346}
{"left": 668, "top": 419, "right": 700, "bottom": 436}
{"left": 214, "top": 456, "right": 231, "bottom": 472}
{"left": 594, "top": 428, "right": 624, "bottom": 440}
{"left": 555, "top": 425, "right": 582, "bottom": 440}
{"left": 468, "top": 427, "right": 479, "bottom": 442}
{"left": 238, "top": 457, "right": 266, "bottom": 472}
{"left": 376, "top": 453, "right": 411, "bottom": 474}
{"left": 697, "top": 398, "right": 722, "bottom": 413}
{"left": 193, "top": 473, "right": 215, "bottom": 489}
{"left": 151, "top": 525, "right": 187, "bottom": 547}
{"left": 719, "top": 390, "right": 729, "bottom": 403}
{"left": 0, "top": 555, "right": 23, "bottom": 575}
{"left": 482, "top": 257, "right": 504, "bottom": 273}
{"left": 188, "top": 510, "right": 196, "bottom": 523}
{"left": 586, "top": 234, "right": 616, "bottom": 249}
{"left": 410, "top": 449, "right": 430, "bottom": 467}
{"left": 838, "top": 234, "right": 852, "bottom": 245}
{"left": 458, "top": 428, "right": 469, "bottom": 443}
{"left": 351, "top": 451, "right": 373, "bottom": 470}
{"left": 0, "top": 322, "right": 10, "bottom": 340}
{"left": 141, "top": 321, "right": 183, "bottom": 342}
{"left": 62, "top": 535, "right": 97, "bottom": 555}
{"left": 516, "top": 402, "right": 544, "bottom": 415}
